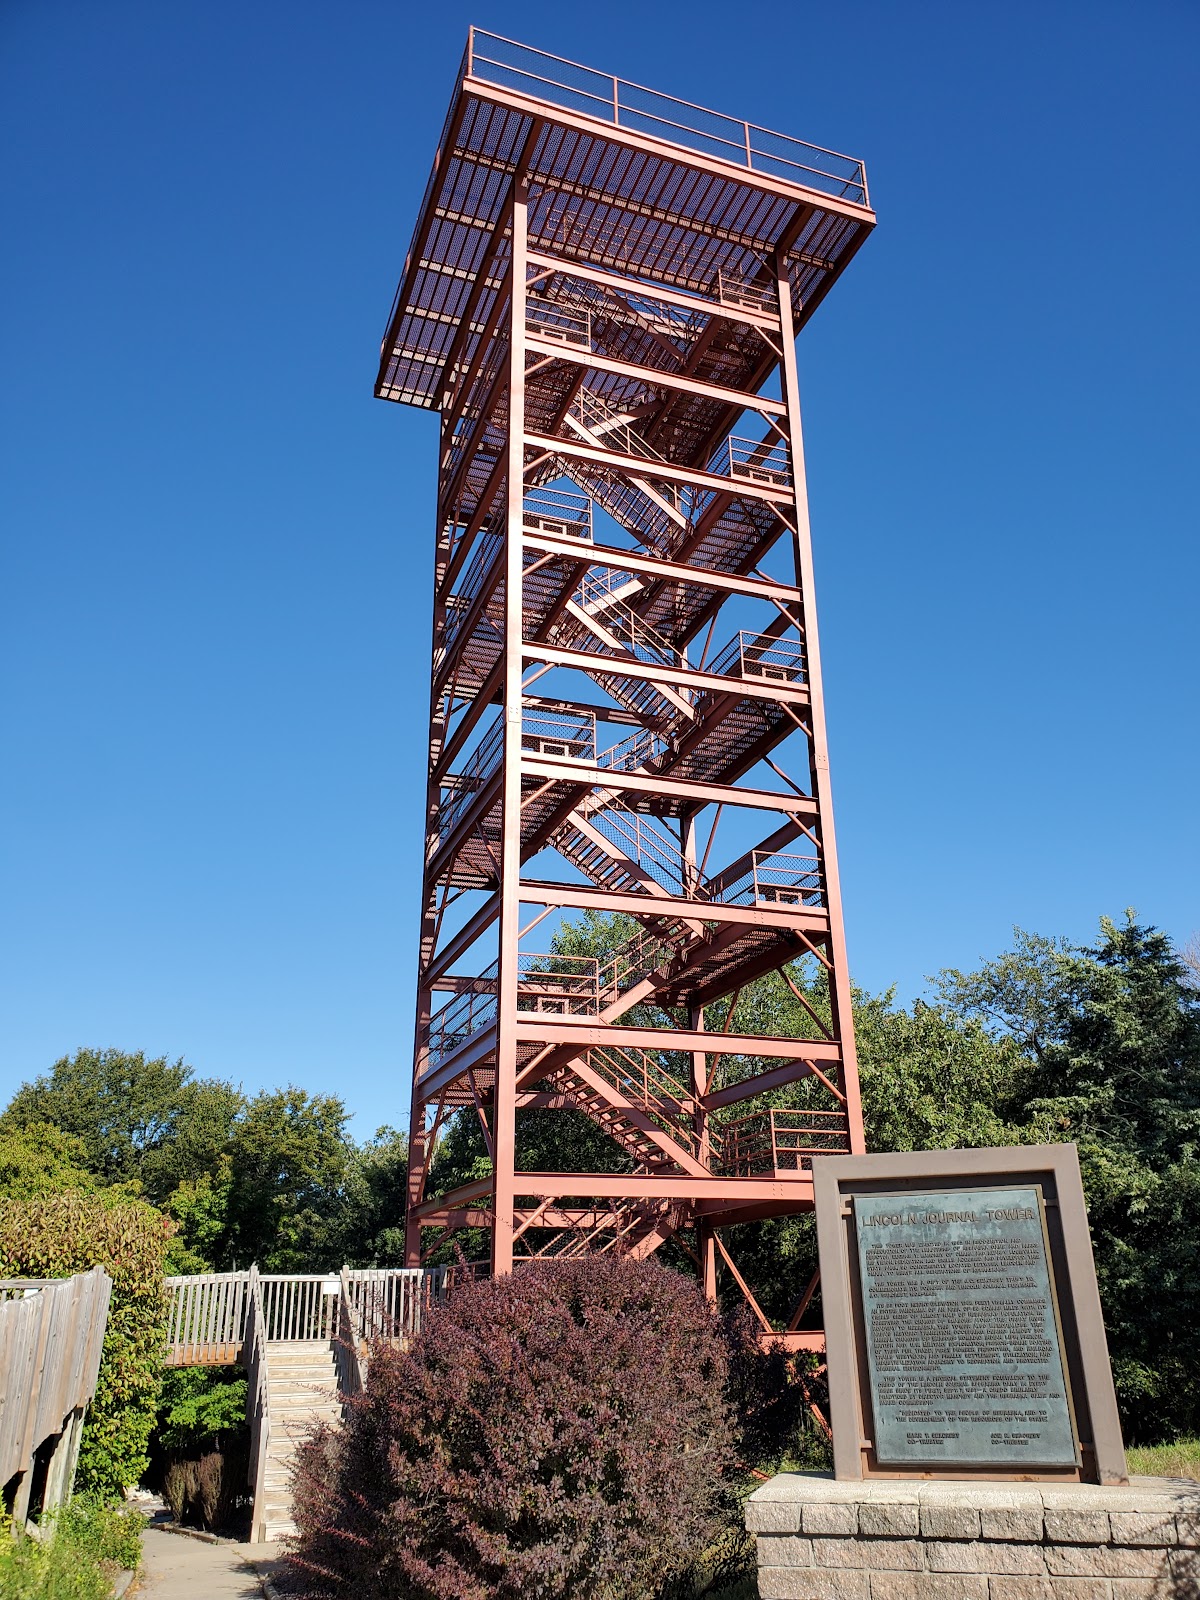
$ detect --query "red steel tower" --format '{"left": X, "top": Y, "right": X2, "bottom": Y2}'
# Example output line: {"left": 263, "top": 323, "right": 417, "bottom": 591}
{"left": 378, "top": 32, "right": 875, "bottom": 1336}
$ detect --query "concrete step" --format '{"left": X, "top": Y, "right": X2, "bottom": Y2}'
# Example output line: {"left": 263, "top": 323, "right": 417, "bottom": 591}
{"left": 265, "top": 1361, "right": 339, "bottom": 1377}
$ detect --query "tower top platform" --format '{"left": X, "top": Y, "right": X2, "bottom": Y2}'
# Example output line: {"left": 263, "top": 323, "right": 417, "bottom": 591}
{"left": 376, "top": 29, "right": 875, "bottom": 408}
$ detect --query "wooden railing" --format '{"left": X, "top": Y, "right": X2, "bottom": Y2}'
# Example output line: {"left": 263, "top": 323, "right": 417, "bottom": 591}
{"left": 243, "top": 1266, "right": 272, "bottom": 1545}
{"left": 165, "top": 1266, "right": 440, "bottom": 1368}
{"left": 164, "top": 1263, "right": 446, "bottom": 1539}
{"left": 164, "top": 1270, "right": 248, "bottom": 1366}
{"left": 0, "top": 1269, "right": 113, "bottom": 1524}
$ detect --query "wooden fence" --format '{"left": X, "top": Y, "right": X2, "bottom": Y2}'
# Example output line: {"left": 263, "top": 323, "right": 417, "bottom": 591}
{"left": 0, "top": 1269, "right": 112, "bottom": 1523}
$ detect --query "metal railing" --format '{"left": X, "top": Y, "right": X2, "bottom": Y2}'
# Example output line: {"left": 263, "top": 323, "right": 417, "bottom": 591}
{"left": 710, "top": 849, "right": 824, "bottom": 909}
{"left": 573, "top": 583, "right": 684, "bottom": 672}
{"left": 587, "top": 1043, "right": 694, "bottom": 1129}
{"left": 570, "top": 387, "right": 665, "bottom": 464}
{"left": 574, "top": 564, "right": 641, "bottom": 612}
{"left": 437, "top": 717, "right": 504, "bottom": 839}
{"left": 720, "top": 1108, "right": 852, "bottom": 1175}
{"left": 465, "top": 29, "right": 869, "bottom": 206}
{"left": 706, "top": 629, "right": 805, "bottom": 684}
{"left": 527, "top": 299, "right": 591, "bottom": 348}
{"left": 714, "top": 433, "right": 792, "bottom": 487}
{"left": 596, "top": 725, "right": 669, "bottom": 773}
{"left": 426, "top": 963, "right": 498, "bottom": 1066}
{"left": 521, "top": 706, "right": 596, "bottom": 760}
{"left": 516, "top": 953, "right": 603, "bottom": 1016}
{"left": 597, "top": 927, "right": 674, "bottom": 999}
{"left": 585, "top": 800, "right": 687, "bottom": 895}
{"left": 427, "top": 943, "right": 658, "bottom": 1064}
{"left": 523, "top": 485, "right": 593, "bottom": 542}
{"left": 713, "top": 269, "right": 779, "bottom": 313}
{"left": 439, "top": 527, "right": 504, "bottom": 655}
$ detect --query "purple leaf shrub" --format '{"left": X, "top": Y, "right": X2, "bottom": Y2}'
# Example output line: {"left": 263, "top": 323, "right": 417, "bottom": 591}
{"left": 284, "top": 1257, "right": 736, "bottom": 1599}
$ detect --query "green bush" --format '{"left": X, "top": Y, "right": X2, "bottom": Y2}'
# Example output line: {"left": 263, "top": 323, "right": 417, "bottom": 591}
{"left": 0, "top": 1530, "right": 111, "bottom": 1600}
{"left": 150, "top": 1367, "right": 251, "bottom": 1532}
{"left": 0, "top": 1191, "right": 173, "bottom": 1499}
{"left": 51, "top": 1496, "right": 144, "bottom": 1572}
{"left": 0, "top": 1497, "right": 141, "bottom": 1599}
{"left": 155, "top": 1366, "right": 247, "bottom": 1453}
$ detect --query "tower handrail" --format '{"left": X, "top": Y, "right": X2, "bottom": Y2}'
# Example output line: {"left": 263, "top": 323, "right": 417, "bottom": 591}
{"left": 711, "top": 433, "right": 792, "bottom": 487}
{"left": 571, "top": 387, "right": 666, "bottom": 465}
{"left": 705, "top": 629, "right": 806, "bottom": 684}
{"left": 587, "top": 1042, "right": 695, "bottom": 1132}
{"left": 596, "top": 725, "right": 669, "bottom": 774}
{"left": 585, "top": 800, "right": 688, "bottom": 895}
{"left": 706, "top": 849, "right": 824, "bottom": 910}
{"left": 522, "top": 485, "right": 593, "bottom": 541}
{"left": 719, "top": 1106, "right": 852, "bottom": 1175}
{"left": 465, "top": 29, "right": 870, "bottom": 206}
{"left": 571, "top": 582, "right": 684, "bottom": 673}
{"left": 436, "top": 717, "right": 505, "bottom": 840}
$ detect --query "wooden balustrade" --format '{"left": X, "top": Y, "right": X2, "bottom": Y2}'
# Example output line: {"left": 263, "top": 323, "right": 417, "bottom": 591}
{"left": 165, "top": 1265, "right": 442, "bottom": 1367}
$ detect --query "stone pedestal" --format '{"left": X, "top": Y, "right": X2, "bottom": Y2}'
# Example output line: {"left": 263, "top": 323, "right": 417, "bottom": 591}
{"left": 745, "top": 1473, "right": 1200, "bottom": 1600}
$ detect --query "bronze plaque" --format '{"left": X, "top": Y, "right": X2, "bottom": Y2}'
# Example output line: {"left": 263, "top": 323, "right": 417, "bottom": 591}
{"left": 854, "top": 1185, "right": 1078, "bottom": 1467}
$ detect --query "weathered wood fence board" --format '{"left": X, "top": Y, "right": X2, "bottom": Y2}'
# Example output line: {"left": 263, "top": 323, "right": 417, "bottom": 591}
{"left": 0, "top": 1269, "right": 113, "bottom": 1521}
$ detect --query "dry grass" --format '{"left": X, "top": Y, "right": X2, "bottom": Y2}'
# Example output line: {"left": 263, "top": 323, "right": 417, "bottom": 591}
{"left": 1126, "top": 1439, "right": 1200, "bottom": 1480}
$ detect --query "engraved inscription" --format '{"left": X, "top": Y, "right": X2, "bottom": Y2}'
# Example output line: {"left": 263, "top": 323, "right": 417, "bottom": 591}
{"left": 855, "top": 1186, "right": 1078, "bottom": 1466}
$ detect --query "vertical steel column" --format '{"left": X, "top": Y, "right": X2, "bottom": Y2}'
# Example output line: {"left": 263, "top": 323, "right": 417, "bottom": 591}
{"left": 775, "top": 258, "right": 865, "bottom": 1149}
{"left": 492, "top": 183, "right": 529, "bottom": 1276}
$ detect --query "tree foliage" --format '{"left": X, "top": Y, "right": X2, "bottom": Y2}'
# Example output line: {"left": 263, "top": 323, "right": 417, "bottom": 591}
{"left": 1, "top": 1052, "right": 408, "bottom": 1274}
{"left": 0, "top": 1121, "right": 105, "bottom": 1198}
{"left": 936, "top": 914, "right": 1200, "bottom": 1441}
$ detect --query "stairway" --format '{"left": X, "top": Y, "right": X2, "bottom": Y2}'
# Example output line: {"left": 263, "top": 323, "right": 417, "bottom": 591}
{"left": 529, "top": 1197, "right": 687, "bottom": 1261}
{"left": 257, "top": 1340, "right": 342, "bottom": 1541}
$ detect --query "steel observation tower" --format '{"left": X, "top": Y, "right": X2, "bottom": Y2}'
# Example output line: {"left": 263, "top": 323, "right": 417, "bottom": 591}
{"left": 377, "top": 30, "right": 875, "bottom": 1342}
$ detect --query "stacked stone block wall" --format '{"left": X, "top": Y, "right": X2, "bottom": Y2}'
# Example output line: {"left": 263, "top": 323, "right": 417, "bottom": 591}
{"left": 746, "top": 1475, "right": 1199, "bottom": 1600}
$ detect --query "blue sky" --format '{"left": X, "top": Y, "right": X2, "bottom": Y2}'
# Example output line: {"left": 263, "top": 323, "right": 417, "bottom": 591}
{"left": 2, "top": 0, "right": 1196, "bottom": 1136}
